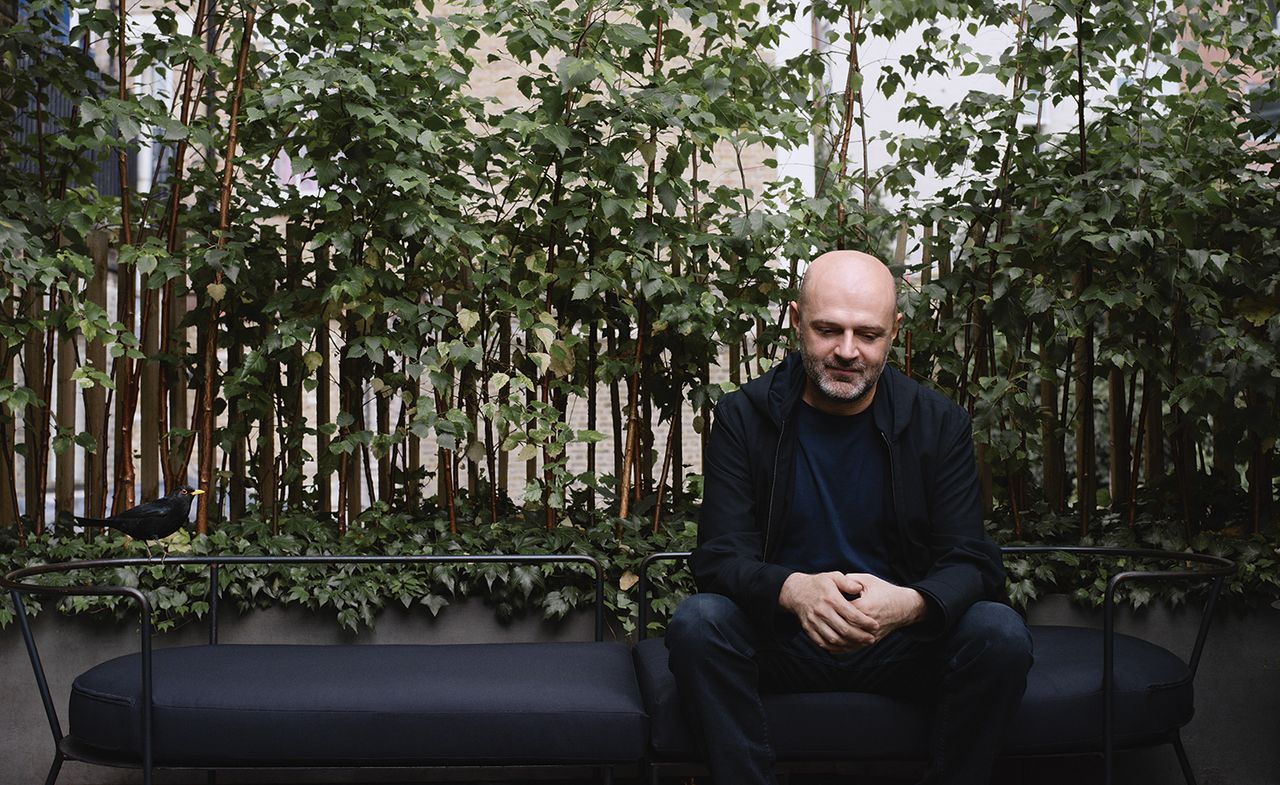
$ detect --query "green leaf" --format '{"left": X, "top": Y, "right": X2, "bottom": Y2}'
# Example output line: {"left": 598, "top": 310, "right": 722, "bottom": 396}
{"left": 540, "top": 125, "right": 573, "bottom": 154}
{"left": 555, "top": 56, "right": 598, "bottom": 92}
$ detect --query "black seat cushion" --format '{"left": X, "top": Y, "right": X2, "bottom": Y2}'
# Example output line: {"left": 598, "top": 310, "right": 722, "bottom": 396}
{"left": 634, "top": 624, "right": 1193, "bottom": 760}
{"left": 69, "top": 642, "right": 647, "bottom": 766}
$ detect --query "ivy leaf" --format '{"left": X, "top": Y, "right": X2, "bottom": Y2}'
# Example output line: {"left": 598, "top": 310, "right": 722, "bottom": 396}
{"left": 457, "top": 308, "right": 479, "bottom": 334}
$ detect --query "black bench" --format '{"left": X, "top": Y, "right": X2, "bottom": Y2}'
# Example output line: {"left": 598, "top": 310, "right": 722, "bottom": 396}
{"left": 635, "top": 547, "right": 1232, "bottom": 785}
{"left": 4, "top": 554, "right": 646, "bottom": 785}
{"left": 4, "top": 547, "right": 1233, "bottom": 785}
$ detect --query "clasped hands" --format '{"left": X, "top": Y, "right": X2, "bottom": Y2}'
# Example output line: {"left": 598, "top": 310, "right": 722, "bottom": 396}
{"left": 778, "top": 571, "right": 927, "bottom": 654}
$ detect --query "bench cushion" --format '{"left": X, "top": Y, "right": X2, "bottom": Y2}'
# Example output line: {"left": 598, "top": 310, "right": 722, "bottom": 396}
{"left": 69, "top": 642, "right": 647, "bottom": 766}
{"left": 634, "top": 624, "right": 1193, "bottom": 760}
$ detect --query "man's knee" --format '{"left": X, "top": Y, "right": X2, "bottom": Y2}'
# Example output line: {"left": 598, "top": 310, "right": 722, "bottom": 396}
{"left": 666, "top": 593, "right": 754, "bottom": 664}
{"left": 952, "top": 601, "right": 1033, "bottom": 672}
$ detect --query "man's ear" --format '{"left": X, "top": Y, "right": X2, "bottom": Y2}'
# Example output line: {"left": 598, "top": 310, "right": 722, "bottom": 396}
{"left": 788, "top": 300, "right": 800, "bottom": 330}
{"left": 892, "top": 311, "right": 903, "bottom": 340}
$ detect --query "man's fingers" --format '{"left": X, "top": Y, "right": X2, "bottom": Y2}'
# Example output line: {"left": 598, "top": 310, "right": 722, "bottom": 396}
{"left": 805, "top": 618, "right": 871, "bottom": 652}
{"left": 834, "top": 573, "right": 866, "bottom": 596}
{"left": 830, "top": 595, "right": 880, "bottom": 635}
{"left": 808, "top": 605, "right": 877, "bottom": 648}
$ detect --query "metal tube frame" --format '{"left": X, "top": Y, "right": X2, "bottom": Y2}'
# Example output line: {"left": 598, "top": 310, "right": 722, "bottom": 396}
{"left": 637, "top": 546, "right": 1235, "bottom": 785}
{"left": 1, "top": 553, "right": 609, "bottom": 785}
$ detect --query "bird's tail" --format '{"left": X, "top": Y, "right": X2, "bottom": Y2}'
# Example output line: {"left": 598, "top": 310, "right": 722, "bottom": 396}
{"left": 58, "top": 511, "right": 112, "bottom": 527}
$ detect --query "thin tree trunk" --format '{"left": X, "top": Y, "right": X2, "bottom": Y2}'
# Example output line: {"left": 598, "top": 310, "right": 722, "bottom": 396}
{"left": 1144, "top": 367, "right": 1165, "bottom": 488}
{"left": 140, "top": 282, "right": 160, "bottom": 500}
{"left": 196, "top": 6, "right": 256, "bottom": 533}
{"left": 1039, "top": 372, "right": 1064, "bottom": 510}
{"left": 110, "top": 249, "right": 137, "bottom": 515}
{"left": 229, "top": 341, "right": 246, "bottom": 520}
{"left": 377, "top": 365, "right": 392, "bottom": 504}
{"left": 84, "top": 231, "right": 110, "bottom": 518}
{"left": 284, "top": 222, "right": 306, "bottom": 508}
{"left": 1211, "top": 412, "right": 1235, "bottom": 487}
{"left": 586, "top": 320, "right": 597, "bottom": 515}
{"left": 315, "top": 250, "right": 332, "bottom": 517}
{"left": 409, "top": 408, "right": 423, "bottom": 509}
{"left": 618, "top": 319, "right": 645, "bottom": 519}
{"left": 606, "top": 307, "right": 623, "bottom": 482}
{"left": 0, "top": 290, "right": 18, "bottom": 534}
{"left": 340, "top": 316, "right": 363, "bottom": 529}
{"left": 259, "top": 368, "right": 277, "bottom": 531}
{"left": 23, "top": 296, "right": 46, "bottom": 528}
{"left": 652, "top": 420, "right": 675, "bottom": 535}
{"left": 461, "top": 365, "right": 477, "bottom": 499}
{"left": 111, "top": 0, "right": 137, "bottom": 516}
{"left": 55, "top": 300, "right": 76, "bottom": 515}
{"left": 1128, "top": 374, "right": 1151, "bottom": 527}
{"left": 1107, "top": 317, "right": 1131, "bottom": 512}
{"left": 433, "top": 387, "right": 457, "bottom": 533}
{"left": 497, "top": 317, "right": 510, "bottom": 496}
{"left": 1074, "top": 315, "right": 1096, "bottom": 532}
{"left": 1248, "top": 391, "right": 1273, "bottom": 533}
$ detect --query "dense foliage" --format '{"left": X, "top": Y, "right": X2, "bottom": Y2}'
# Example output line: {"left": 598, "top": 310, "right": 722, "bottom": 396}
{"left": 1, "top": 0, "right": 1277, "bottom": 609}
{"left": 2, "top": 506, "right": 1275, "bottom": 636}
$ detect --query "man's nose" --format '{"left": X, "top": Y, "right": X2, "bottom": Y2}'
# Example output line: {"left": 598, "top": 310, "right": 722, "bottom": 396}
{"left": 833, "top": 332, "right": 859, "bottom": 360}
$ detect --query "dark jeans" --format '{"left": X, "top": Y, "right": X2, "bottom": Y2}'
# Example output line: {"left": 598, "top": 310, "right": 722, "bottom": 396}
{"left": 665, "top": 593, "right": 1033, "bottom": 785}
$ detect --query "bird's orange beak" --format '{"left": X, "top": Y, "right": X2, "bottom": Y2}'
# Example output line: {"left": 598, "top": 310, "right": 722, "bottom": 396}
{"left": 192, "top": 489, "right": 206, "bottom": 496}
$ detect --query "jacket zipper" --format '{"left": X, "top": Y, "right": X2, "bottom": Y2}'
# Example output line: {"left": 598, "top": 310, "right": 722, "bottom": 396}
{"left": 880, "top": 430, "right": 897, "bottom": 519}
{"left": 763, "top": 418, "right": 786, "bottom": 558}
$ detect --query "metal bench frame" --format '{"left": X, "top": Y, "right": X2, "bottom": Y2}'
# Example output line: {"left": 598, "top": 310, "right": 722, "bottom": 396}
{"left": 3, "top": 553, "right": 615, "bottom": 785}
{"left": 636, "top": 546, "right": 1234, "bottom": 785}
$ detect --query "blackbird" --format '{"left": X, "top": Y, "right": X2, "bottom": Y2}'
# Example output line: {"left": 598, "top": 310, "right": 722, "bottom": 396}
{"left": 68, "top": 486, "right": 205, "bottom": 555}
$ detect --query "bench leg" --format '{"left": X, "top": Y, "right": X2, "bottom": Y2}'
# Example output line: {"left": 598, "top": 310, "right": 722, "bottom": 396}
{"left": 1173, "top": 733, "right": 1198, "bottom": 785}
{"left": 207, "top": 770, "right": 218, "bottom": 785}
{"left": 595, "top": 765, "right": 614, "bottom": 785}
{"left": 42, "top": 749, "right": 63, "bottom": 785}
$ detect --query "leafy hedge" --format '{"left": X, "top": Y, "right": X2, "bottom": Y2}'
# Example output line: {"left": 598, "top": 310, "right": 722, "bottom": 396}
{"left": 4, "top": 508, "right": 1277, "bottom": 637}
{"left": 0, "top": 503, "right": 698, "bottom": 636}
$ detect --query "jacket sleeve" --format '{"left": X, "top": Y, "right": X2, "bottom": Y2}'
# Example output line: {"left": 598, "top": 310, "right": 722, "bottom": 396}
{"left": 689, "top": 399, "right": 794, "bottom": 627}
{"left": 905, "top": 408, "right": 1007, "bottom": 639}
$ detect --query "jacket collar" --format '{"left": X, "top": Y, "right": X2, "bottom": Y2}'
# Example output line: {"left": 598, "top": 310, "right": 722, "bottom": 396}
{"left": 744, "top": 352, "right": 918, "bottom": 437}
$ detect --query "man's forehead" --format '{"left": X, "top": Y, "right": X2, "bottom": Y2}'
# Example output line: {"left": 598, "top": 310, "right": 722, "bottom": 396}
{"left": 799, "top": 255, "right": 897, "bottom": 315}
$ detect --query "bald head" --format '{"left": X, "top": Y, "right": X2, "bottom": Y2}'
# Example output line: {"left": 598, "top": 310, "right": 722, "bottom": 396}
{"left": 796, "top": 250, "right": 898, "bottom": 320}
{"left": 789, "top": 250, "right": 901, "bottom": 414}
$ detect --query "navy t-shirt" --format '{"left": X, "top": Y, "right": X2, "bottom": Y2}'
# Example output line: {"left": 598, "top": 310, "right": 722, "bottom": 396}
{"left": 773, "top": 400, "right": 896, "bottom": 581}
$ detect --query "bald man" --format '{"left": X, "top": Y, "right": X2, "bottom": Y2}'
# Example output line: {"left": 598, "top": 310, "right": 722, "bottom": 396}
{"left": 665, "top": 251, "right": 1032, "bottom": 785}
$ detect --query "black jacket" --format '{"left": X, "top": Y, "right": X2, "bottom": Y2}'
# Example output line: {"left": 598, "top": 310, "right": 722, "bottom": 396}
{"left": 690, "top": 352, "right": 1007, "bottom": 637}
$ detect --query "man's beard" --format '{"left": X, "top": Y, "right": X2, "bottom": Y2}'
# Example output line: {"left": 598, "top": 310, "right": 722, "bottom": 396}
{"left": 799, "top": 344, "right": 887, "bottom": 405}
